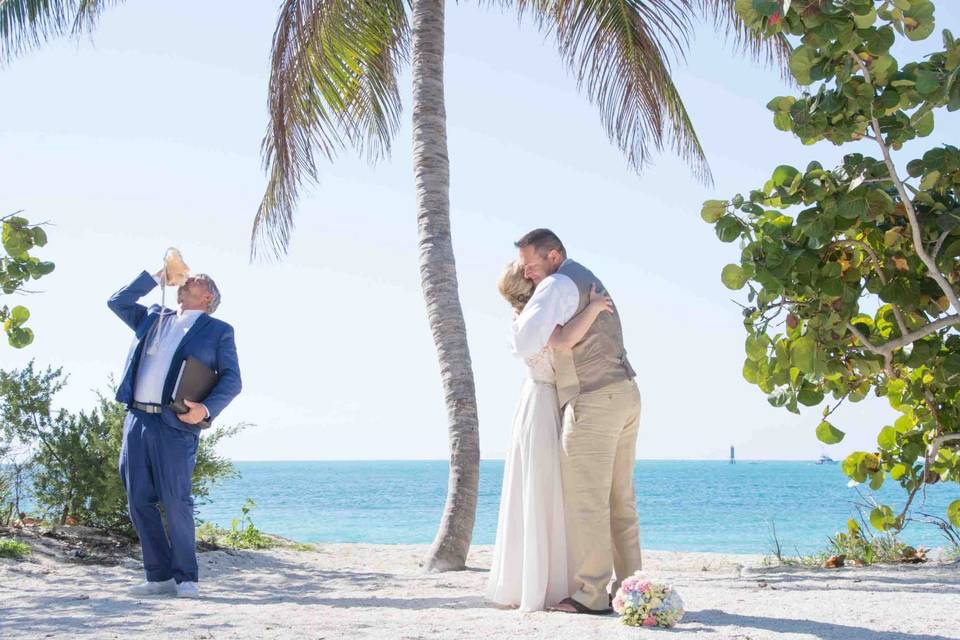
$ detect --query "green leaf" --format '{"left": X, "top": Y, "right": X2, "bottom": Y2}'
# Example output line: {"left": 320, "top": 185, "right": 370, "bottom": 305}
{"left": 854, "top": 8, "right": 877, "bottom": 29}
{"left": 715, "top": 217, "right": 743, "bottom": 243}
{"left": 870, "top": 505, "right": 895, "bottom": 531}
{"left": 774, "top": 111, "right": 793, "bottom": 131}
{"left": 904, "top": 0, "right": 936, "bottom": 41}
{"left": 869, "top": 54, "right": 897, "bottom": 85}
{"left": 797, "top": 385, "right": 824, "bottom": 406}
{"left": 772, "top": 165, "right": 800, "bottom": 188}
{"left": 746, "top": 334, "right": 768, "bottom": 361}
{"left": 865, "top": 26, "right": 896, "bottom": 54}
{"left": 865, "top": 189, "right": 895, "bottom": 217}
{"left": 30, "top": 227, "right": 48, "bottom": 247}
{"left": 914, "top": 69, "right": 941, "bottom": 95}
{"left": 8, "top": 327, "right": 34, "bottom": 349}
{"left": 816, "top": 420, "right": 845, "bottom": 445}
{"left": 890, "top": 463, "right": 908, "bottom": 480}
{"left": 35, "top": 261, "right": 55, "bottom": 276}
{"left": 10, "top": 306, "right": 29, "bottom": 325}
{"left": 948, "top": 500, "right": 960, "bottom": 527}
{"left": 752, "top": 0, "right": 780, "bottom": 16}
{"left": 791, "top": 336, "right": 816, "bottom": 373}
{"left": 843, "top": 452, "right": 869, "bottom": 483}
{"left": 914, "top": 111, "right": 934, "bottom": 137}
{"left": 906, "top": 159, "right": 925, "bottom": 177}
{"left": 877, "top": 426, "right": 898, "bottom": 450}
{"left": 701, "top": 200, "right": 727, "bottom": 223}
{"left": 920, "top": 170, "right": 941, "bottom": 190}
{"left": 789, "top": 45, "right": 819, "bottom": 85}
{"left": 838, "top": 191, "right": 868, "bottom": 219}
{"left": 721, "top": 264, "right": 748, "bottom": 290}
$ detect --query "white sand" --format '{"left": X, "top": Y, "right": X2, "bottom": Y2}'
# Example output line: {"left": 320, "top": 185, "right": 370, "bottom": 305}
{"left": 2, "top": 541, "right": 958, "bottom": 639}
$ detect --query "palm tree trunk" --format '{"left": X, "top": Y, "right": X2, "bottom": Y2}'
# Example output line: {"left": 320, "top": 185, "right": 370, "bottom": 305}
{"left": 410, "top": 0, "right": 480, "bottom": 572}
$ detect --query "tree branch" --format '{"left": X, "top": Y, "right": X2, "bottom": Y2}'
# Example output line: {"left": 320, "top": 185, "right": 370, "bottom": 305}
{"left": 848, "top": 51, "right": 960, "bottom": 314}
{"left": 933, "top": 230, "right": 951, "bottom": 261}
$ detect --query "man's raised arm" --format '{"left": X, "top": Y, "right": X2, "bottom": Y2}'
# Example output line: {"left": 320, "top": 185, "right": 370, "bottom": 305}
{"left": 107, "top": 271, "right": 159, "bottom": 331}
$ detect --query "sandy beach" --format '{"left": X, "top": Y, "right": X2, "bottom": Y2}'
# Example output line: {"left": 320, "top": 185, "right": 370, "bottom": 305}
{"left": 1, "top": 527, "right": 958, "bottom": 640}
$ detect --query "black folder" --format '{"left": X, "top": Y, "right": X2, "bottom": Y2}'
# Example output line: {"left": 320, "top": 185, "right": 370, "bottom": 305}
{"left": 169, "top": 356, "right": 219, "bottom": 429}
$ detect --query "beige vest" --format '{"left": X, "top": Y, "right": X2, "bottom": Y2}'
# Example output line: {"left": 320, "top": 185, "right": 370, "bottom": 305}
{"left": 553, "top": 260, "right": 636, "bottom": 407}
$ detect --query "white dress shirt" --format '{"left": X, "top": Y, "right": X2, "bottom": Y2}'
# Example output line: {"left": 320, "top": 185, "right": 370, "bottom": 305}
{"left": 511, "top": 260, "right": 580, "bottom": 358}
{"left": 134, "top": 308, "right": 205, "bottom": 405}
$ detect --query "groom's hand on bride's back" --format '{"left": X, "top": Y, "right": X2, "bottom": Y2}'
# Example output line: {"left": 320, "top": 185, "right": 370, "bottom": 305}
{"left": 587, "top": 284, "right": 613, "bottom": 315}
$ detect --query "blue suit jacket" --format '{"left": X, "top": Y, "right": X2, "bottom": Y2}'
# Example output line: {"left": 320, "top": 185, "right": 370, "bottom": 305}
{"left": 108, "top": 271, "right": 242, "bottom": 434}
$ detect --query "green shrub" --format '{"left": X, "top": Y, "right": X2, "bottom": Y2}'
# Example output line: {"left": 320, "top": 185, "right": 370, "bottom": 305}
{"left": 0, "top": 537, "right": 31, "bottom": 558}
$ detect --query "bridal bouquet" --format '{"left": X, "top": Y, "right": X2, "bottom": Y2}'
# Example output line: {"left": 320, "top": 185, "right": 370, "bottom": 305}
{"left": 611, "top": 574, "right": 684, "bottom": 628}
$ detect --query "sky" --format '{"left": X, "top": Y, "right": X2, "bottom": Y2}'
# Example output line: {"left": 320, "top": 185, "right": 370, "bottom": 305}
{"left": 1, "top": 1, "right": 958, "bottom": 461}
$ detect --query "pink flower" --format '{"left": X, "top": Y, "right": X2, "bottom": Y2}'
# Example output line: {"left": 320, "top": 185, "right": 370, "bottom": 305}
{"left": 612, "top": 596, "right": 625, "bottom": 612}
{"left": 639, "top": 581, "right": 652, "bottom": 594}
{"left": 643, "top": 615, "right": 657, "bottom": 627}
{"left": 621, "top": 576, "right": 640, "bottom": 593}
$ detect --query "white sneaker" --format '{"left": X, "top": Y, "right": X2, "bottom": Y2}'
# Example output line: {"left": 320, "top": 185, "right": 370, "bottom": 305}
{"left": 176, "top": 581, "right": 200, "bottom": 599}
{"left": 129, "top": 578, "right": 176, "bottom": 596}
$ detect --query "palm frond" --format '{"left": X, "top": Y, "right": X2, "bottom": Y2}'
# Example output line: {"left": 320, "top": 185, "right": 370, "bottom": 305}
{"left": 696, "top": 0, "right": 793, "bottom": 82}
{"left": 252, "top": 0, "right": 410, "bottom": 260}
{"left": 520, "top": 0, "right": 712, "bottom": 184}
{"left": 0, "top": 0, "right": 122, "bottom": 64}
{"left": 72, "top": 0, "right": 123, "bottom": 33}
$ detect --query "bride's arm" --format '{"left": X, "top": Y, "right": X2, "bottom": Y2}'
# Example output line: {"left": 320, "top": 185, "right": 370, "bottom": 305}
{"left": 547, "top": 284, "right": 612, "bottom": 350}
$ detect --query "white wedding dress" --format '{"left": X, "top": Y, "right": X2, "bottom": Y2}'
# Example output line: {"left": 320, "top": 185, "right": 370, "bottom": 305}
{"left": 486, "top": 348, "right": 570, "bottom": 611}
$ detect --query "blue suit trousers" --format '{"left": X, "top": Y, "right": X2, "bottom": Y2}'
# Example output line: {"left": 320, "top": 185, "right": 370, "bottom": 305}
{"left": 119, "top": 409, "right": 199, "bottom": 583}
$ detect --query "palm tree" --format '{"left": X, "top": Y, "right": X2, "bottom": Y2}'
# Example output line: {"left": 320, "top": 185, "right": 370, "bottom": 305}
{"left": 2, "top": 0, "right": 789, "bottom": 572}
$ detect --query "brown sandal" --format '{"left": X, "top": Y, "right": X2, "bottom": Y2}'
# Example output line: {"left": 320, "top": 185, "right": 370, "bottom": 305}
{"left": 550, "top": 597, "right": 613, "bottom": 615}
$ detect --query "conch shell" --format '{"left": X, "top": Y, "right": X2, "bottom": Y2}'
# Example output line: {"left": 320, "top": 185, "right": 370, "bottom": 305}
{"left": 163, "top": 248, "right": 190, "bottom": 287}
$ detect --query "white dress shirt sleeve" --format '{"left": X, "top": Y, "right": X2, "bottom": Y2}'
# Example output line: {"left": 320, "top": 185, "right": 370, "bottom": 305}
{"left": 511, "top": 274, "right": 580, "bottom": 358}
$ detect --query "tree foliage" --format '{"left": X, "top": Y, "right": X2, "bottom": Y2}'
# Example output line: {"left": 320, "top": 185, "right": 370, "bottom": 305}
{"left": 1, "top": 213, "right": 55, "bottom": 348}
{"left": 704, "top": 0, "right": 960, "bottom": 530}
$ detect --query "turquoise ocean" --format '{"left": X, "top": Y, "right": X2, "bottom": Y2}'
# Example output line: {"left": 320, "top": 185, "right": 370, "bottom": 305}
{"left": 196, "top": 460, "right": 955, "bottom": 554}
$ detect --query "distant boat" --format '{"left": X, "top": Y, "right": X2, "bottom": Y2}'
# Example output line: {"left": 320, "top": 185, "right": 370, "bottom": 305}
{"left": 815, "top": 454, "right": 836, "bottom": 465}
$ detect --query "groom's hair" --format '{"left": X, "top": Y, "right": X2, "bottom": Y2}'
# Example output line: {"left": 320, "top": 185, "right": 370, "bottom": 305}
{"left": 515, "top": 228, "right": 566, "bottom": 258}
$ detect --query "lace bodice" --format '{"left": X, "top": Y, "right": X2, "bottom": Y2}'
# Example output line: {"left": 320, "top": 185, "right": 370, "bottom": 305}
{"left": 524, "top": 348, "right": 556, "bottom": 383}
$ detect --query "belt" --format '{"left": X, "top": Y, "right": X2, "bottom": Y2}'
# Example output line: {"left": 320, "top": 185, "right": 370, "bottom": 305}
{"left": 132, "top": 401, "right": 163, "bottom": 414}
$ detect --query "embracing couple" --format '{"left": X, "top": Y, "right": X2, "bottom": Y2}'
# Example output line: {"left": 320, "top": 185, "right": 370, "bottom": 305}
{"left": 486, "top": 228, "right": 642, "bottom": 614}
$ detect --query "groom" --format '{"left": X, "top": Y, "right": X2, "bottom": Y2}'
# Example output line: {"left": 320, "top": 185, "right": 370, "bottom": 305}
{"left": 511, "top": 228, "right": 642, "bottom": 614}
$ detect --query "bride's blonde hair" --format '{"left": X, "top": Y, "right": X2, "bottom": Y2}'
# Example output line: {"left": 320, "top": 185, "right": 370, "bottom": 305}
{"left": 497, "top": 261, "right": 534, "bottom": 313}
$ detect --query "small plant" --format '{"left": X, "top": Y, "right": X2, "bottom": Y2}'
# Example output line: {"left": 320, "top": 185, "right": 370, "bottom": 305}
{"left": 0, "top": 537, "right": 31, "bottom": 558}
{"left": 197, "top": 499, "right": 274, "bottom": 551}
{"left": 828, "top": 518, "right": 920, "bottom": 564}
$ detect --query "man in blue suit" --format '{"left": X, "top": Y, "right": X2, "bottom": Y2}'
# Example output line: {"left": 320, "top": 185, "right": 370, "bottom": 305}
{"left": 109, "top": 269, "right": 242, "bottom": 598}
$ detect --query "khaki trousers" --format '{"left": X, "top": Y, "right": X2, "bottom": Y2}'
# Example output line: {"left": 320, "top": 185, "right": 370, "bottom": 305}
{"left": 560, "top": 378, "right": 642, "bottom": 610}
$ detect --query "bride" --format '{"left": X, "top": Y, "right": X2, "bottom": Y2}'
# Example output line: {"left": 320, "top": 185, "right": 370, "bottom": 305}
{"left": 486, "top": 261, "right": 613, "bottom": 611}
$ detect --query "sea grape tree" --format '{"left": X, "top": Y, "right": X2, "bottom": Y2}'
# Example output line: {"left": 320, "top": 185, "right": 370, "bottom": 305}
{"left": 703, "top": 0, "right": 960, "bottom": 529}
{"left": 1, "top": 213, "right": 54, "bottom": 348}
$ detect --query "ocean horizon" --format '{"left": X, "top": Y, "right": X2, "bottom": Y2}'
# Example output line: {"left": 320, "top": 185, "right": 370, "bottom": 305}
{"left": 197, "top": 460, "right": 955, "bottom": 555}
